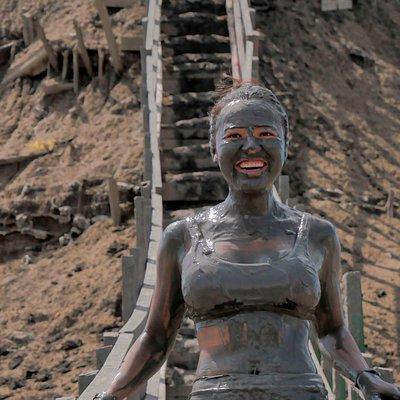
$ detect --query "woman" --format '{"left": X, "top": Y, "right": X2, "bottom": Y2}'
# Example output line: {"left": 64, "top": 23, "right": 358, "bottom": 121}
{"left": 95, "top": 83, "right": 400, "bottom": 400}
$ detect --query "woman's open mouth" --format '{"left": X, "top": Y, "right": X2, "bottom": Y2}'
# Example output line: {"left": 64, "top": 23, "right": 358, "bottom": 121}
{"left": 235, "top": 158, "right": 268, "bottom": 176}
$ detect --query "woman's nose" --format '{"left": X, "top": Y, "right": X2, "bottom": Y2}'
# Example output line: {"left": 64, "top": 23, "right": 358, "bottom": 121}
{"left": 242, "top": 135, "right": 261, "bottom": 153}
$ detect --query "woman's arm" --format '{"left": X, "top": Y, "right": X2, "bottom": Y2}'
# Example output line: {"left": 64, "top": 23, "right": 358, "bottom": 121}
{"left": 313, "top": 220, "right": 400, "bottom": 399}
{"left": 103, "top": 220, "right": 188, "bottom": 400}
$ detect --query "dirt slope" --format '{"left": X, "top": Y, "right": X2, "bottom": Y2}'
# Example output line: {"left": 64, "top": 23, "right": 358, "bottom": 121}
{"left": 256, "top": 0, "right": 399, "bottom": 378}
{"left": 0, "top": 1, "right": 145, "bottom": 399}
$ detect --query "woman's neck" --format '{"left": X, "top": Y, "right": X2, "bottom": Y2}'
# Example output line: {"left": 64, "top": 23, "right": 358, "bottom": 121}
{"left": 222, "top": 187, "right": 279, "bottom": 217}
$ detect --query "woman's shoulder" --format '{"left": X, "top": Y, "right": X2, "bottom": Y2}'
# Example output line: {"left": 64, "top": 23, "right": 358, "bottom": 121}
{"left": 303, "top": 211, "right": 340, "bottom": 251}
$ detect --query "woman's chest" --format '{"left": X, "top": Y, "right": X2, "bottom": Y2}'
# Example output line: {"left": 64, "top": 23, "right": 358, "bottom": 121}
{"left": 181, "top": 250, "right": 322, "bottom": 316}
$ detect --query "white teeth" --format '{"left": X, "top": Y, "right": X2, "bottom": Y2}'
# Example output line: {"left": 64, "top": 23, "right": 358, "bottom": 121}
{"left": 238, "top": 160, "right": 266, "bottom": 169}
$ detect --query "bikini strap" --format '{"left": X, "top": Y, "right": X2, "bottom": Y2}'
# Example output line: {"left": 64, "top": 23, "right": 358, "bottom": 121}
{"left": 294, "top": 212, "right": 311, "bottom": 255}
{"left": 185, "top": 216, "right": 213, "bottom": 255}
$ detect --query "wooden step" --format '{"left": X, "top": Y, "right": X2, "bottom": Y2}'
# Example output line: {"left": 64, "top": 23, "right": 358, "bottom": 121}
{"left": 164, "top": 52, "right": 231, "bottom": 66}
{"left": 163, "top": 34, "right": 230, "bottom": 56}
{"left": 162, "top": 12, "right": 228, "bottom": 36}
{"left": 161, "top": 116, "right": 209, "bottom": 140}
{"left": 163, "top": 171, "right": 227, "bottom": 201}
{"left": 163, "top": 0, "right": 226, "bottom": 16}
{"left": 162, "top": 91, "right": 217, "bottom": 123}
{"left": 161, "top": 143, "right": 216, "bottom": 172}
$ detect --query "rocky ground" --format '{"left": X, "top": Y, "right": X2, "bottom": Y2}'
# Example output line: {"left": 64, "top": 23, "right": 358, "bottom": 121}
{"left": 255, "top": 0, "right": 399, "bottom": 378}
{"left": 0, "top": 2, "right": 145, "bottom": 399}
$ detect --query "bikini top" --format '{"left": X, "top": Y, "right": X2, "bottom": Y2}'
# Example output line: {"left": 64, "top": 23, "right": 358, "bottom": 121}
{"left": 181, "top": 210, "right": 322, "bottom": 323}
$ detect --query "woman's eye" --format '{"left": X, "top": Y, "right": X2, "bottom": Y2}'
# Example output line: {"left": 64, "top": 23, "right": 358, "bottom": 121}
{"left": 259, "top": 131, "right": 276, "bottom": 138}
{"left": 225, "top": 133, "right": 242, "bottom": 139}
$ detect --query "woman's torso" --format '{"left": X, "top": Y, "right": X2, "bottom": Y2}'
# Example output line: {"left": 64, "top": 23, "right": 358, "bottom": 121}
{"left": 181, "top": 206, "right": 325, "bottom": 391}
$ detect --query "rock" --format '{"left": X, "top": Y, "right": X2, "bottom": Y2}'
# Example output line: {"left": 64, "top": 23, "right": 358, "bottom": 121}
{"left": 59, "top": 234, "right": 70, "bottom": 246}
{"left": 90, "top": 215, "right": 109, "bottom": 224}
{"left": 73, "top": 263, "right": 85, "bottom": 272}
{"left": 61, "top": 339, "right": 82, "bottom": 351}
{"left": 21, "top": 185, "right": 34, "bottom": 197}
{"left": 25, "top": 367, "right": 39, "bottom": 379}
{"left": 56, "top": 360, "right": 71, "bottom": 373}
{"left": 73, "top": 214, "right": 90, "bottom": 230}
{"left": 16, "top": 214, "right": 32, "bottom": 229}
{"left": 107, "top": 241, "right": 128, "bottom": 255}
{"left": 8, "top": 378, "right": 25, "bottom": 390}
{"left": 10, "top": 331, "right": 34, "bottom": 345}
{"left": 348, "top": 46, "right": 374, "bottom": 68}
{"left": 377, "top": 290, "right": 387, "bottom": 298}
{"left": 9, "top": 355, "right": 23, "bottom": 369}
{"left": 21, "top": 254, "right": 33, "bottom": 267}
{"left": 69, "top": 226, "right": 82, "bottom": 239}
{"left": 26, "top": 312, "right": 48, "bottom": 324}
{"left": 59, "top": 206, "right": 72, "bottom": 222}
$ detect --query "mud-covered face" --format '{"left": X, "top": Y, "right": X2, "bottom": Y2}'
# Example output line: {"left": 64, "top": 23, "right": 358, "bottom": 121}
{"left": 213, "top": 99, "right": 285, "bottom": 192}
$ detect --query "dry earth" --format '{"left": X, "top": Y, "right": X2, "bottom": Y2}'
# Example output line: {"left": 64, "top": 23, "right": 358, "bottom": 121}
{"left": 256, "top": 0, "right": 399, "bottom": 379}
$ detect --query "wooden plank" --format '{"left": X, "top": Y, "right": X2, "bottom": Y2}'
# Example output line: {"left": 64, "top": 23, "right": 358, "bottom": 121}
{"left": 22, "top": 13, "right": 34, "bottom": 46}
{"left": 36, "top": 21, "right": 58, "bottom": 71}
{"left": 61, "top": 49, "right": 69, "bottom": 81}
{"left": 232, "top": 0, "right": 245, "bottom": 75}
{"left": 122, "top": 250, "right": 141, "bottom": 322}
{"left": 104, "top": 0, "right": 135, "bottom": 6}
{"left": 225, "top": 0, "right": 240, "bottom": 80}
{"left": 94, "top": 0, "right": 123, "bottom": 73}
{"left": 73, "top": 47, "right": 79, "bottom": 94}
{"left": 108, "top": 177, "right": 121, "bottom": 225}
{"left": 73, "top": 20, "right": 93, "bottom": 76}
{"left": 120, "top": 35, "right": 143, "bottom": 51}
{"left": 78, "top": 333, "right": 133, "bottom": 400}
{"left": 96, "top": 345, "right": 112, "bottom": 369}
{"left": 338, "top": 0, "right": 352, "bottom": 9}
{"left": 386, "top": 188, "right": 394, "bottom": 218}
{"left": 78, "top": 370, "right": 98, "bottom": 395}
{"left": 321, "top": 0, "right": 338, "bottom": 11}
{"left": 343, "top": 271, "right": 365, "bottom": 351}
{"left": 98, "top": 48, "right": 105, "bottom": 82}
{"left": 239, "top": 0, "right": 253, "bottom": 39}
{"left": 41, "top": 79, "right": 74, "bottom": 95}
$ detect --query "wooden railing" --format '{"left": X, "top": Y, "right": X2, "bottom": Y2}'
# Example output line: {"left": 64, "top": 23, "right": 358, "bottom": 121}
{"left": 225, "top": 0, "right": 262, "bottom": 81}
{"left": 60, "top": 1, "right": 165, "bottom": 399}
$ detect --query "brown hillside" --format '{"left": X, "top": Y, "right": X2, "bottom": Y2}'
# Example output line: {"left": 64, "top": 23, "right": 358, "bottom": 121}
{"left": 255, "top": 0, "right": 399, "bottom": 378}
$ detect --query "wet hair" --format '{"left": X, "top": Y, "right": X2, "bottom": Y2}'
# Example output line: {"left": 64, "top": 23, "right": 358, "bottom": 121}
{"left": 209, "top": 79, "right": 290, "bottom": 158}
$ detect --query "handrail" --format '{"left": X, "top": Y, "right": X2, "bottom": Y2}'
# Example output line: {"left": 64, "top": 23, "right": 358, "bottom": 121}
{"left": 72, "top": 0, "right": 164, "bottom": 399}
{"left": 226, "top": 0, "right": 260, "bottom": 81}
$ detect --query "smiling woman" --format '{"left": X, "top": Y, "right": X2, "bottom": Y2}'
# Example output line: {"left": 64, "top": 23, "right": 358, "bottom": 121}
{"left": 96, "top": 81, "right": 400, "bottom": 400}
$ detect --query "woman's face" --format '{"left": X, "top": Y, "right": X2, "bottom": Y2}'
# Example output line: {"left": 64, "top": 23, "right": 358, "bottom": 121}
{"left": 213, "top": 99, "right": 286, "bottom": 193}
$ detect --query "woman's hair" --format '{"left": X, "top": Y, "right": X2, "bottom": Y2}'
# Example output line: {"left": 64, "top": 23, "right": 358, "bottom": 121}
{"left": 209, "top": 78, "right": 290, "bottom": 158}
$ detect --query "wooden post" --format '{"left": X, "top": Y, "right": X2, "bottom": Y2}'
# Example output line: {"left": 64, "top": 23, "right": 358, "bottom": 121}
{"left": 72, "top": 46, "right": 79, "bottom": 94}
{"left": 122, "top": 249, "right": 140, "bottom": 322}
{"left": 343, "top": 271, "right": 365, "bottom": 351}
{"left": 98, "top": 48, "right": 105, "bottom": 83}
{"left": 36, "top": 21, "right": 58, "bottom": 71}
{"left": 93, "top": 0, "right": 123, "bottom": 73}
{"left": 108, "top": 177, "right": 121, "bottom": 225}
{"left": 22, "top": 13, "right": 34, "bottom": 46}
{"left": 73, "top": 20, "right": 93, "bottom": 76}
{"left": 61, "top": 49, "right": 69, "bottom": 81}
{"left": 386, "top": 189, "right": 394, "bottom": 218}
{"left": 333, "top": 368, "right": 347, "bottom": 400}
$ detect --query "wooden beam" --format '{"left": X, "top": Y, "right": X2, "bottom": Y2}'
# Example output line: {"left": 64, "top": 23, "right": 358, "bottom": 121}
{"left": 98, "top": 48, "right": 105, "bottom": 83}
{"left": 108, "top": 177, "right": 121, "bottom": 225}
{"left": 41, "top": 78, "right": 74, "bottom": 95}
{"left": 61, "top": 49, "right": 69, "bottom": 81}
{"left": 386, "top": 189, "right": 394, "bottom": 218}
{"left": 73, "top": 20, "right": 93, "bottom": 76}
{"left": 120, "top": 35, "right": 142, "bottom": 51}
{"left": 93, "top": 0, "right": 123, "bottom": 73}
{"left": 72, "top": 47, "right": 79, "bottom": 94}
{"left": 103, "top": 0, "right": 135, "bottom": 6}
{"left": 22, "top": 13, "right": 34, "bottom": 46}
{"left": 36, "top": 21, "right": 58, "bottom": 71}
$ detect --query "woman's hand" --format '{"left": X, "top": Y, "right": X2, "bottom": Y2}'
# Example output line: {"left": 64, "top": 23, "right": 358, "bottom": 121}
{"left": 357, "top": 371, "right": 400, "bottom": 400}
